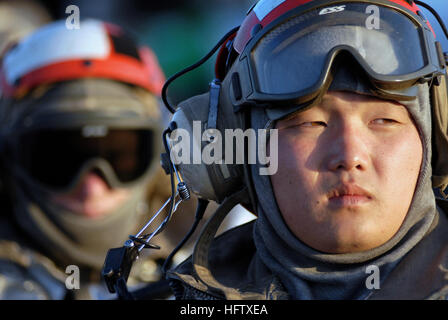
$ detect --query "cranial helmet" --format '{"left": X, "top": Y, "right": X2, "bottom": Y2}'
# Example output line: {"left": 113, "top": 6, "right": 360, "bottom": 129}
{"left": 0, "top": 19, "right": 167, "bottom": 270}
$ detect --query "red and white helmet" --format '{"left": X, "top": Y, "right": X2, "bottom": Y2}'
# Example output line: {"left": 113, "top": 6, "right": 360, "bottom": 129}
{"left": 0, "top": 19, "right": 165, "bottom": 98}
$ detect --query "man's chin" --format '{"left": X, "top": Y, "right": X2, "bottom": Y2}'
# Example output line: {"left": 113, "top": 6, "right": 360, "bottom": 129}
{"left": 324, "top": 223, "right": 393, "bottom": 253}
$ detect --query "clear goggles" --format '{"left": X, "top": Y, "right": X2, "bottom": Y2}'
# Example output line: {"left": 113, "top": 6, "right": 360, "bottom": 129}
{"left": 229, "top": 1, "right": 446, "bottom": 107}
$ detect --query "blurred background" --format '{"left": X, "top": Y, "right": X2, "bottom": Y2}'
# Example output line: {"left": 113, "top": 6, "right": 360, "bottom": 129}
{"left": 22, "top": 0, "right": 258, "bottom": 106}
{"left": 0, "top": 0, "right": 446, "bottom": 106}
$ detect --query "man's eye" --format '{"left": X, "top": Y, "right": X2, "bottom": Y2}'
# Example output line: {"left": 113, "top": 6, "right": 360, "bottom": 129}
{"left": 371, "top": 118, "right": 398, "bottom": 125}
{"left": 301, "top": 121, "right": 327, "bottom": 127}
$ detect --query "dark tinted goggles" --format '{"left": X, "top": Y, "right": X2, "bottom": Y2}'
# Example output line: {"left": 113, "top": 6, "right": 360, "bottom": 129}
{"left": 16, "top": 128, "right": 155, "bottom": 190}
{"left": 230, "top": 1, "right": 446, "bottom": 107}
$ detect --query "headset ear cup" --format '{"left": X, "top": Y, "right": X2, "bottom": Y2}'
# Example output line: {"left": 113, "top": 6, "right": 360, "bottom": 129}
{"left": 169, "top": 92, "right": 244, "bottom": 203}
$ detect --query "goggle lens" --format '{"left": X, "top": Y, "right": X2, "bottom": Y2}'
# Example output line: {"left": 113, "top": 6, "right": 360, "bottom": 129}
{"left": 17, "top": 128, "right": 154, "bottom": 189}
{"left": 250, "top": 3, "right": 431, "bottom": 95}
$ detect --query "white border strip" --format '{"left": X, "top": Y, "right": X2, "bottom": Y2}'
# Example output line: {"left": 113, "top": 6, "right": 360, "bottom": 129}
{"left": 4, "top": 19, "right": 110, "bottom": 84}
{"left": 253, "top": 0, "right": 286, "bottom": 21}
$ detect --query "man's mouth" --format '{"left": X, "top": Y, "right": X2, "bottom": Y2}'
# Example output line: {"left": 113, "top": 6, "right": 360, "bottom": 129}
{"left": 327, "top": 184, "right": 373, "bottom": 207}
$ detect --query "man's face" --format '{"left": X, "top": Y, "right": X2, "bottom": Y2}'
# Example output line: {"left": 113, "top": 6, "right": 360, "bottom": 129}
{"left": 50, "top": 172, "right": 131, "bottom": 219}
{"left": 270, "top": 91, "right": 422, "bottom": 253}
{"left": 50, "top": 131, "right": 140, "bottom": 219}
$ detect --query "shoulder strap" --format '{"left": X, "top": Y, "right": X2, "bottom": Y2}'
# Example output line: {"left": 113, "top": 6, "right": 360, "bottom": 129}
{"left": 192, "top": 188, "right": 265, "bottom": 300}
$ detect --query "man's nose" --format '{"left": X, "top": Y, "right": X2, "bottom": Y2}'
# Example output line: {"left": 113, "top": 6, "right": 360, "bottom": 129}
{"left": 326, "top": 124, "right": 369, "bottom": 172}
{"left": 78, "top": 171, "right": 110, "bottom": 198}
